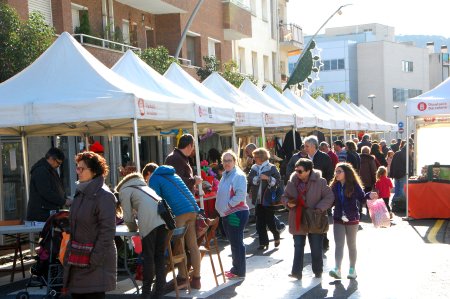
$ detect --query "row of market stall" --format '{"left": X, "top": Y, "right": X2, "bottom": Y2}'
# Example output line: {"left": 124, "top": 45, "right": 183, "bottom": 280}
{"left": 0, "top": 32, "right": 397, "bottom": 208}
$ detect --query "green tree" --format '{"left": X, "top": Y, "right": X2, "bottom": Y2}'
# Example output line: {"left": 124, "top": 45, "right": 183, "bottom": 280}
{"left": 74, "top": 10, "right": 91, "bottom": 35}
{"left": 328, "top": 93, "right": 351, "bottom": 103}
{"left": 0, "top": 4, "right": 54, "bottom": 83}
{"left": 196, "top": 56, "right": 220, "bottom": 81}
{"left": 310, "top": 86, "right": 324, "bottom": 99}
{"left": 221, "top": 60, "right": 257, "bottom": 88}
{"left": 139, "top": 46, "right": 178, "bottom": 75}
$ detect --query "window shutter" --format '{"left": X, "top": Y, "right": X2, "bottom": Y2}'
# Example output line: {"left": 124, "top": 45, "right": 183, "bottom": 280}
{"left": 28, "top": 0, "right": 53, "bottom": 26}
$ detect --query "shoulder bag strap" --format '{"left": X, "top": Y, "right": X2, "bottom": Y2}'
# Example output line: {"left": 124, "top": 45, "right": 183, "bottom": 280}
{"left": 159, "top": 175, "right": 199, "bottom": 211}
{"left": 125, "top": 185, "right": 160, "bottom": 203}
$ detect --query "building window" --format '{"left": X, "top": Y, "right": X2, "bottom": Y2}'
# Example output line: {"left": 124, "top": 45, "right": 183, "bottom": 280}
{"left": 71, "top": 4, "right": 87, "bottom": 32}
{"left": 238, "top": 47, "right": 246, "bottom": 73}
{"left": 208, "top": 37, "right": 220, "bottom": 58}
{"left": 402, "top": 60, "right": 413, "bottom": 72}
{"left": 29, "top": 0, "right": 53, "bottom": 26}
{"left": 393, "top": 88, "right": 422, "bottom": 102}
{"left": 321, "top": 58, "right": 345, "bottom": 71}
{"left": 122, "top": 19, "right": 130, "bottom": 44}
{"left": 261, "top": 0, "right": 268, "bottom": 21}
{"left": 145, "top": 27, "right": 155, "bottom": 48}
{"left": 252, "top": 51, "right": 258, "bottom": 79}
{"left": 272, "top": 52, "right": 277, "bottom": 82}
{"left": 186, "top": 35, "right": 198, "bottom": 66}
{"left": 263, "top": 55, "right": 269, "bottom": 81}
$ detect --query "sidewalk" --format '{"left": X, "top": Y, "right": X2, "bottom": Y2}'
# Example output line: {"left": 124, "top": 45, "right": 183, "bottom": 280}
{"left": 1, "top": 209, "right": 449, "bottom": 298}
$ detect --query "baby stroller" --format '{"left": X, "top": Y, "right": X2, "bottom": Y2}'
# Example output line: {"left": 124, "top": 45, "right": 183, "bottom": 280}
{"left": 17, "top": 211, "right": 70, "bottom": 299}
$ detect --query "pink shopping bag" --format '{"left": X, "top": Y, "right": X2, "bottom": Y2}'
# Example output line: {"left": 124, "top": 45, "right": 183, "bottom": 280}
{"left": 366, "top": 199, "right": 391, "bottom": 228}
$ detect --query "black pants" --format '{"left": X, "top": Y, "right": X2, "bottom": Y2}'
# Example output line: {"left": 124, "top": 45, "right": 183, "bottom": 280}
{"left": 255, "top": 204, "right": 280, "bottom": 246}
{"left": 142, "top": 225, "right": 168, "bottom": 296}
{"left": 383, "top": 198, "right": 391, "bottom": 212}
{"left": 71, "top": 293, "right": 105, "bottom": 299}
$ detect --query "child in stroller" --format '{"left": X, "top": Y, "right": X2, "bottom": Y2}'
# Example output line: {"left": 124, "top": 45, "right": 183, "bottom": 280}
{"left": 18, "top": 211, "right": 70, "bottom": 299}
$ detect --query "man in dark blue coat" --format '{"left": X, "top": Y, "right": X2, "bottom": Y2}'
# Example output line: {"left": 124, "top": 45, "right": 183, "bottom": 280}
{"left": 26, "top": 148, "right": 71, "bottom": 222}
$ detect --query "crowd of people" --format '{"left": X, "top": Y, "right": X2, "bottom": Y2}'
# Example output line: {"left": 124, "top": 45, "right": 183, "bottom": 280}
{"left": 24, "top": 132, "right": 413, "bottom": 298}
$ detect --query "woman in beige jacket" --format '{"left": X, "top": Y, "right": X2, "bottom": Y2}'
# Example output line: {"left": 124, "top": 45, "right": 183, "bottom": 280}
{"left": 281, "top": 158, "right": 334, "bottom": 280}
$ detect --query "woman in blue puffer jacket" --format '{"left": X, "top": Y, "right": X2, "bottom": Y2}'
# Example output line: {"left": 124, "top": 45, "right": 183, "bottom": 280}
{"left": 148, "top": 165, "right": 202, "bottom": 289}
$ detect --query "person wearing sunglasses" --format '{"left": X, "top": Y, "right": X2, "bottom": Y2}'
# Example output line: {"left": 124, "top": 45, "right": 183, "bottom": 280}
{"left": 26, "top": 147, "right": 72, "bottom": 223}
{"left": 329, "top": 162, "right": 378, "bottom": 280}
{"left": 282, "top": 158, "right": 334, "bottom": 280}
{"left": 248, "top": 147, "right": 282, "bottom": 250}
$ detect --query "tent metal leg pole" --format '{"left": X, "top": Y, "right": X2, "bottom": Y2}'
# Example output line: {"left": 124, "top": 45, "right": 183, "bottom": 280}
{"left": 85, "top": 135, "right": 90, "bottom": 151}
{"left": 261, "top": 114, "right": 266, "bottom": 148}
{"left": 405, "top": 116, "right": 410, "bottom": 220}
{"left": 292, "top": 125, "right": 296, "bottom": 150}
{"left": 330, "top": 129, "right": 333, "bottom": 143}
{"left": 20, "top": 129, "right": 30, "bottom": 208}
{"left": 109, "top": 135, "right": 117, "bottom": 186}
{"left": 158, "top": 135, "right": 164, "bottom": 165}
{"left": 193, "top": 122, "right": 204, "bottom": 209}
{"left": 343, "top": 129, "right": 347, "bottom": 141}
{"left": 232, "top": 123, "right": 238, "bottom": 154}
{"left": 133, "top": 118, "right": 141, "bottom": 172}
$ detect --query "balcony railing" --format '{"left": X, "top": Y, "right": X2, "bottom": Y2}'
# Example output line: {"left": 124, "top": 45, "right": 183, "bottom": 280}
{"left": 73, "top": 34, "right": 141, "bottom": 54}
{"left": 279, "top": 23, "right": 303, "bottom": 46}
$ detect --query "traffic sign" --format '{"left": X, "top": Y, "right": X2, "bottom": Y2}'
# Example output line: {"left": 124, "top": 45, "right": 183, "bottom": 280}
{"left": 398, "top": 128, "right": 404, "bottom": 134}
{"left": 398, "top": 121, "right": 404, "bottom": 128}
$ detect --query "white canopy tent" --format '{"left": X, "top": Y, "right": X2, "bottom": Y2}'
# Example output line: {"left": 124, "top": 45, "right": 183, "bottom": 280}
{"left": 315, "top": 96, "right": 351, "bottom": 130}
{"left": 0, "top": 33, "right": 196, "bottom": 137}
{"left": 163, "top": 62, "right": 240, "bottom": 151}
{"left": 239, "top": 79, "right": 295, "bottom": 127}
{"left": 203, "top": 72, "right": 290, "bottom": 143}
{"left": 353, "top": 103, "right": 397, "bottom": 132}
{"left": 301, "top": 93, "right": 338, "bottom": 130}
{"left": 0, "top": 32, "right": 203, "bottom": 205}
{"left": 283, "top": 89, "right": 331, "bottom": 129}
{"left": 263, "top": 85, "right": 317, "bottom": 129}
{"left": 113, "top": 51, "right": 235, "bottom": 125}
{"left": 327, "top": 99, "right": 367, "bottom": 131}
{"left": 405, "top": 77, "right": 450, "bottom": 218}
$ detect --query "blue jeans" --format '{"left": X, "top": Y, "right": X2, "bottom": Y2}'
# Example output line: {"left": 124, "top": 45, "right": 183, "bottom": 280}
{"left": 292, "top": 234, "right": 324, "bottom": 276}
{"left": 393, "top": 176, "right": 406, "bottom": 202}
{"left": 222, "top": 210, "right": 249, "bottom": 277}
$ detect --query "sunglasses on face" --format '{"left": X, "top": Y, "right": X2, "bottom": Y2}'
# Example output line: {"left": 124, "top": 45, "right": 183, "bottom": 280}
{"left": 295, "top": 169, "right": 305, "bottom": 174}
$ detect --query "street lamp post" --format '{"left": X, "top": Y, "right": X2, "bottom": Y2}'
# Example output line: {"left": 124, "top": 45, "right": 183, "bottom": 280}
{"left": 283, "top": 4, "right": 353, "bottom": 91}
{"left": 368, "top": 94, "right": 376, "bottom": 112}
{"left": 393, "top": 105, "right": 399, "bottom": 139}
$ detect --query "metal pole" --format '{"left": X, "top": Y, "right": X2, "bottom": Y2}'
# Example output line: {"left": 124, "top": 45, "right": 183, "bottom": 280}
{"left": 133, "top": 118, "right": 141, "bottom": 172}
{"left": 109, "top": 135, "right": 117, "bottom": 186}
{"left": 20, "top": 129, "right": 30, "bottom": 207}
{"left": 330, "top": 129, "right": 333, "bottom": 144}
{"left": 232, "top": 123, "right": 238, "bottom": 154}
{"left": 261, "top": 113, "right": 266, "bottom": 147}
{"left": 192, "top": 122, "right": 204, "bottom": 209}
{"left": 174, "top": 0, "right": 205, "bottom": 59}
{"left": 405, "top": 116, "right": 410, "bottom": 219}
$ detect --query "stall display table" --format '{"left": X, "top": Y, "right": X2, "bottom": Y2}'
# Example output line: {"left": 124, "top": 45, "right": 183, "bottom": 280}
{"left": 196, "top": 192, "right": 217, "bottom": 218}
{"left": 115, "top": 225, "right": 140, "bottom": 294}
{"left": 408, "top": 180, "right": 450, "bottom": 219}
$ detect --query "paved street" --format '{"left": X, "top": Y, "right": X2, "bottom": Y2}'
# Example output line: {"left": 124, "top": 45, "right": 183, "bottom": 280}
{"left": 1, "top": 210, "right": 449, "bottom": 298}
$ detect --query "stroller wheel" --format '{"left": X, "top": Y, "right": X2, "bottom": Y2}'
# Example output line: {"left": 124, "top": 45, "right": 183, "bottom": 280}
{"left": 15, "top": 291, "right": 29, "bottom": 299}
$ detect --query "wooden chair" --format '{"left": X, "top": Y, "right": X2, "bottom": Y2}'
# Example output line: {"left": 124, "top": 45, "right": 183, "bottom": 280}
{"left": 198, "top": 217, "right": 225, "bottom": 286}
{"left": 0, "top": 220, "right": 25, "bottom": 282}
{"left": 165, "top": 225, "right": 191, "bottom": 299}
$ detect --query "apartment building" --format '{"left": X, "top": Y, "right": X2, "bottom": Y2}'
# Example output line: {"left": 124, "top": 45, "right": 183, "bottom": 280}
{"left": 232, "top": 0, "right": 302, "bottom": 86}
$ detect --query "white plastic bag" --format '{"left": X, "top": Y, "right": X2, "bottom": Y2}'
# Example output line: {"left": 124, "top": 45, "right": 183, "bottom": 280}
{"left": 366, "top": 199, "right": 391, "bottom": 228}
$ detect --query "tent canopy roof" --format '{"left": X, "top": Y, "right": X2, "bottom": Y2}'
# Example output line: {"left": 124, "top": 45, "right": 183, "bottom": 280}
{"left": 407, "top": 77, "right": 450, "bottom": 117}
{"left": 0, "top": 32, "right": 195, "bottom": 136}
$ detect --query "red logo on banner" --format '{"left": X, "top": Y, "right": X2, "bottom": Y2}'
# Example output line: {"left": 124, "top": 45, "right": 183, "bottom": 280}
{"left": 417, "top": 102, "right": 427, "bottom": 111}
{"left": 138, "top": 98, "right": 145, "bottom": 116}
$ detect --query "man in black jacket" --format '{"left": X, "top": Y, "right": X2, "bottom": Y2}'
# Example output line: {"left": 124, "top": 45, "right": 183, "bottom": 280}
{"left": 303, "top": 135, "right": 333, "bottom": 251}
{"left": 26, "top": 148, "right": 71, "bottom": 222}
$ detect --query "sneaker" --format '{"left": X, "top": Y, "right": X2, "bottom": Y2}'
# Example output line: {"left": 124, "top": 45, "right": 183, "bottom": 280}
{"left": 225, "top": 271, "right": 244, "bottom": 280}
{"left": 329, "top": 267, "right": 341, "bottom": 279}
{"left": 288, "top": 273, "right": 302, "bottom": 280}
{"left": 347, "top": 267, "right": 357, "bottom": 279}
